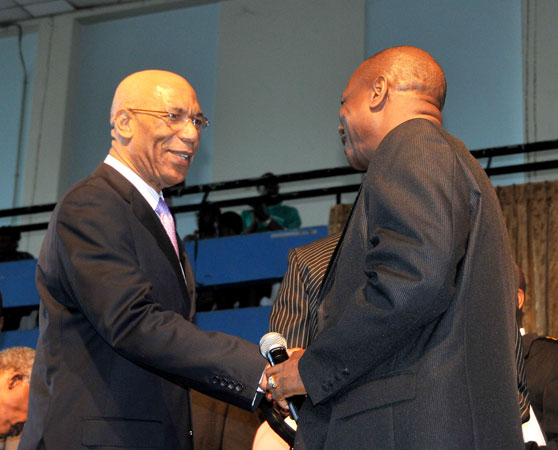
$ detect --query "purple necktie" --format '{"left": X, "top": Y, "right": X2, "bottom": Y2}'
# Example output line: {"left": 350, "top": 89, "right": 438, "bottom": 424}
{"left": 156, "top": 198, "right": 179, "bottom": 259}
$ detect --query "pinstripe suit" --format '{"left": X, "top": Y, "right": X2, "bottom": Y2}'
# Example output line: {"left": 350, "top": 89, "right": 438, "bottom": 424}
{"left": 269, "top": 233, "right": 340, "bottom": 348}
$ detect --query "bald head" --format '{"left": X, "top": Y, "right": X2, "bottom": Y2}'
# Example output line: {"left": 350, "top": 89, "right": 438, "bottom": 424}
{"left": 338, "top": 46, "right": 447, "bottom": 170}
{"left": 355, "top": 46, "right": 447, "bottom": 111}
{"left": 110, "top": 70, "right": 197, "bottom": 127}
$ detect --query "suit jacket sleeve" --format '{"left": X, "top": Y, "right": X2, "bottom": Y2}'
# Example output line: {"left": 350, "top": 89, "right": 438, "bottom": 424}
{"left": 299, "top": 123, "right": 471, "bottom": 404}
{"left": 53, "top": 181, "right": 265, "bottom": 409}
{"left": 269, "top": 248, "right": 313, "bottom": 348}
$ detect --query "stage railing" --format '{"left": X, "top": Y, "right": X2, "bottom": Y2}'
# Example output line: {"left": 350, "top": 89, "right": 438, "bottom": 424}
{"left": 1, "top": 139, "right": 557, "bottom": 233}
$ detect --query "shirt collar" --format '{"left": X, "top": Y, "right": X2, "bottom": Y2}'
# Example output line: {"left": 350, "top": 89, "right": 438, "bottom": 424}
{"left": 104, "top": 154, "right": 161, "bottom": 210}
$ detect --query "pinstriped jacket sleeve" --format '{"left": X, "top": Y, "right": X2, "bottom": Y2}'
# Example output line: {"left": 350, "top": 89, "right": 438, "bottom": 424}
{"left": 269, "top": 247, "right": 311, "bottom": 348}
{"left": 269, "top": 233, "right": 340, "bottom": 348}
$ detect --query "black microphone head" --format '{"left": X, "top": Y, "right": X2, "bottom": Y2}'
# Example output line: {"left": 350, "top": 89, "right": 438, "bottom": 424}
{"left": 259, "top": 332, "right": 287, "bottom": 358}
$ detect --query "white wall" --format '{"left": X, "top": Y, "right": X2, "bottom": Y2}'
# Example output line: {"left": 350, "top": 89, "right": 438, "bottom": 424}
{"left": 0, "top": 31, "right": 37, "bottom": 215}
{"left": 365, "top": 0, "right": 525, "bottom": 186}
{"left": 211, "top": 0, "right": 365, "bottom": 229}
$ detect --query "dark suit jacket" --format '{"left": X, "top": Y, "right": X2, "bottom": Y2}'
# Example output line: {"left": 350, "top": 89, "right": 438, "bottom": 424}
{"left": 20, "top": 164, "right": 265, "bottom": 450}
{"left": 296, "top": 119, "right": 524, "bottom": 449}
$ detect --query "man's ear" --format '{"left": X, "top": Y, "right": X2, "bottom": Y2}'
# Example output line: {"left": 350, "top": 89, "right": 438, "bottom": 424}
{"left": 113, "top": 109, "right": 133, "bottom": 140}
{"left": 369, "top": 76, "right": 388, "bottom": 110}
{"left": 8, "top": 372, "right": 24, "bottom": 390}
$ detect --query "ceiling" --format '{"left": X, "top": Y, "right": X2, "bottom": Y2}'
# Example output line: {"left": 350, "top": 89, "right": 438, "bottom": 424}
{"left": 0, "top": 0, "right": 138, "bottom": 25}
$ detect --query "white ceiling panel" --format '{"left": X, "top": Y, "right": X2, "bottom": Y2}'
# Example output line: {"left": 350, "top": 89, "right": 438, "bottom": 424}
{"left": 70, "top": 0, "right": 118, "bottom": 5}
{"left": 0, "top": 0, "right": 170, "bottom": 25}
{"left": 15, "top": 0, "right": 58, "bottom": 5}
{"left": 0, "top": 5, "right": 30, "bottom": 21}
{"left": 22, "top": 0, "right": 74, "bottom": 16}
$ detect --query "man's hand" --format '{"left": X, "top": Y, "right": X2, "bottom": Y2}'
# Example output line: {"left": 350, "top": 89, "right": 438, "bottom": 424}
{"left": 264, "top": 349, "right": 306, "bottom": 410}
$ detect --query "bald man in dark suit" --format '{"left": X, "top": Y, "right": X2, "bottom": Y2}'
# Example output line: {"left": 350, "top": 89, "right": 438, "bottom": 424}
{"left": 20, "top": 70, "right": 265, "bottom": 450}
{"left": 265, "top": 46, "right": 524, "bottom": 450}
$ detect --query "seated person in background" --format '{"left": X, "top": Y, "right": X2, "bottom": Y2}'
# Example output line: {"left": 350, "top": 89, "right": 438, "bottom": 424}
{"left": 241, "top": 173, "right": 301, "bottom": 233}
{"left": 518, "top": 265, "right": 558, "bottom": 447}
{"left": 219, "top": 211, "right": 243, "bottom": 237}
{"left": 0, "top": 347, "right": 35, "bottom": 443}
{"left": 0, "top": 228, "right": 34, "bottom": 263}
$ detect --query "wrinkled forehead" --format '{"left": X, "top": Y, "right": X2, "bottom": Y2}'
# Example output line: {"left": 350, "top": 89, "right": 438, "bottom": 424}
{"left": 150, "top": 80, "right": 202, "bottom": 113}
{"left": 114, "top": 71, "right": 203, "bottom": 115}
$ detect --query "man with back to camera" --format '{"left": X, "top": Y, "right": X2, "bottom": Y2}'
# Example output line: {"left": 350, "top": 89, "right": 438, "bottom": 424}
{"left": 264, "top": 46, "right": 524, "bottom": 449}
{"left": 18, "top": 70, "right": 266, "bottom": 450}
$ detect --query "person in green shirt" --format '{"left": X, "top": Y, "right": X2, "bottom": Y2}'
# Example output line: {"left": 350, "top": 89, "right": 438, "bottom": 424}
{"left": 241, "top": 173, "right": 301, "bottom": 233}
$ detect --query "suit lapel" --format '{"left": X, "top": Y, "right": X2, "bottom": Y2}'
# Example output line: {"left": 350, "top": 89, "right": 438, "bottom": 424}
{"left": 317, "top": 184, "right": 363, "bottom": 302}
{"left": 179, "top": 239, "right": 196, "bottom": 320}
{"left": 95, "top": 164, "right": 189, "bottom": 302}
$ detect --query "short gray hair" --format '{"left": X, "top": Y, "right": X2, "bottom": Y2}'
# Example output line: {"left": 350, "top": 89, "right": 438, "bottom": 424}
{"left": 0, "top": 346, "right": 35, "bottom": 380}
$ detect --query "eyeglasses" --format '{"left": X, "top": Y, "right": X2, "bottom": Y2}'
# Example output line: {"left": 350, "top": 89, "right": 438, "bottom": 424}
{"left": 129, "top": 108, "right": 210, "bottom": 131}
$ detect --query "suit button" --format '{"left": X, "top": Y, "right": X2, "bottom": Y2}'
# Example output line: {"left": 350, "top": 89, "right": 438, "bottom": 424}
{"left": 220, "top": 379, "right": 227, "bottom": 387}
{"left": 227, "top": 382, "right": 235, "bottom": 390}
{"left": 235, "top": 384, "right": 244, "bottom": 392}
{"left": 212, "top": 376, "right": 220, "bottom": 384}
{"left": 342, "top": 368, "right": 350, "bottom": 377}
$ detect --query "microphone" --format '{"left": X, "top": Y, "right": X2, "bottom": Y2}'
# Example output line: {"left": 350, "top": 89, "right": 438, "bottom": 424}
{"left": 259, "top": 332, "right": 305, "bottom": 422}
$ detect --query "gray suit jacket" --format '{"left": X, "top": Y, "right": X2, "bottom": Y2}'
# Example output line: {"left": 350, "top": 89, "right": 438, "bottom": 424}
{"left": 296, "top": 119, "right": 524, "bottom": 449}
{"left": 20, "top": 164, "right": 265, "bottom": 450}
